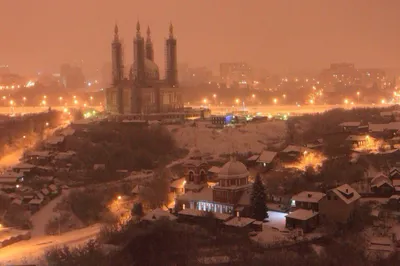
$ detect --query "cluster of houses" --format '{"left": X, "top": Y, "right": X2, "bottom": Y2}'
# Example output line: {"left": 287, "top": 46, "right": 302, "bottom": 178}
{"left": 0, "top": 127, "right": 78, "bottom": 216}
{"left": 133, "top": 148, "right": 363, "bottom": 235}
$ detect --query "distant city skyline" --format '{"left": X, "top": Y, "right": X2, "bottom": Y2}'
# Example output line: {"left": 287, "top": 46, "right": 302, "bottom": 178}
{"left": 0, "top": 0, "right": 400, "bottom": 76}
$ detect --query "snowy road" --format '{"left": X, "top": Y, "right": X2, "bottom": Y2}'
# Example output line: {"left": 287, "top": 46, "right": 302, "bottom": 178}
{"left": 31, "top": 190, "right": 70, "bottom": 237}
{"left": 0, "top": 224, "right": 101, "bottom": 264}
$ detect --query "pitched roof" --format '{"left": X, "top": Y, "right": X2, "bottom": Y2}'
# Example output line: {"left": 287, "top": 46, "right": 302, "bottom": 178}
{"left": 208, "top": 166, "right": 221, "bottom": 173}
{"left": 257, "top": 150, "right": 277, "bottom": 164}
{"left": 282, "top": 145, "right": 313, "bottom": 154}
{"left": 346, "top": 135, "right": 368, "bottom": 141}
{"left": 330, "top": 184, "right": 361, "bottom": 204}
{"left": 286, "top": 209, "right": 318, "bottom": 221}
{"left": 224, "top": 217, "right": 255, "bottom": 227}
{"left": 141, "top": 208, "right": 177, "bottom": 222}
{"left": 339, "top": 122, "right": 361, "bottom": 127}
{"left": 292, "top": 191, "right": 326, "bottom": 203}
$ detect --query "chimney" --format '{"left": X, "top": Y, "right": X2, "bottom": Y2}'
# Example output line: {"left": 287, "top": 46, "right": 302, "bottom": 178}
{"left": 307, "top": 193, "right": 312, "bottom": 198}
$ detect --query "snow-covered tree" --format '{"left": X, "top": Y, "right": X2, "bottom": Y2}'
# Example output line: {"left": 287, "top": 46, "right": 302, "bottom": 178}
{"left": 251, "top": 174, "right": 268, "bottom": 221}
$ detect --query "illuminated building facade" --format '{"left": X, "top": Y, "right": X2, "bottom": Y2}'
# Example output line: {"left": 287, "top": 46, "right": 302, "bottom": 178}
{"left": 105, "top": 22, "right": 183, "bottom": 114}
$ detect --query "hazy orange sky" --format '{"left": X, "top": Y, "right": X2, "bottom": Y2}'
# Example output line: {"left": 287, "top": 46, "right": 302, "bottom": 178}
{"left": 0, "top": 0, "right": 399, "bottom": 76}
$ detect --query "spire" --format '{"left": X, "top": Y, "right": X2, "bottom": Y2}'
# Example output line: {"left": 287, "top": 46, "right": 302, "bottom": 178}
{"left": 136, "top": 20, "right": 141, "bottom": 37}
{"left": 114, "top": 23, "right": 119, "bottom": 41}
{"left": 146, "top": 26, "right": 152, "bottom": 42}
{"left": 169, "top": 22, "right": 174, "bottom": 38}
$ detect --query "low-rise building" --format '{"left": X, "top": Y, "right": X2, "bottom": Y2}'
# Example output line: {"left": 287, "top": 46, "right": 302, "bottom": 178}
{"left": 291, "top": 191, "right": 326, "bottom": 212}
{"left": 256, "top": 150, "right": 278, "bottom": 171}
{"left": 285, "top": 209, "right": 319, "bottom": 233}
{"left": 339, "top": 121, "right": 361, "bottom": 133}
{"left": 319, "top": 184, "right": 361, "bottom": 223}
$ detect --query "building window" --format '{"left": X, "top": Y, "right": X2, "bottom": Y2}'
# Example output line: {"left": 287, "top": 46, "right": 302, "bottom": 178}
{"left": 189, "top": 172, "right": 194, "bottom": 182}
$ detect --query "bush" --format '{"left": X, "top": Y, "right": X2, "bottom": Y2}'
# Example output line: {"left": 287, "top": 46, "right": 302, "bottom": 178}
{"left": 67, "top": 190, "right": 108, "bottom": 225}
{"left": 44, "top": 239, "right": 111, "bottom": 266}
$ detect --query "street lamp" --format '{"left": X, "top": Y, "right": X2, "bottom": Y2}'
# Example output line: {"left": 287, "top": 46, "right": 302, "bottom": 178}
{"left": 344, "top": 99, "right": 349, "bottom": 105}
{"left": 273, "top": 98, "right": 277, "bottom": 104}
{"left": 357, "top": 91, "right": 360, "bottom": 103}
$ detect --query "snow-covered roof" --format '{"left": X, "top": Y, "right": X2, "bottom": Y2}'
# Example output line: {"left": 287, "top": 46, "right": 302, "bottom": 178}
{"left": 371, "top": 173, "right": 390, "bottom": 185}
{"left": 257, "top": 150, "right": 277, "bottom": 164}
{"left": 390, "top": 195, "right": 400, "bottom": 200}
{"left": 170, "top": 178, "right": 185, "bottom": 189}
{"left": 369, "top": 122, "right": 400, "bottom": 132}
{"left": 13, "top": 163, "right": 35, "bottom": 169}
{"left": 286, "top": 209, "right": 318, "bottom": 221}
{"left": 29, "top": 198, "right": 43, "bottom": 205}
{"left": 178, "top": 208, "right": 232, "bottom": 221}
{"left": 329, "top": 184, "right": 361, "bottom": 204}
{"left": 177, "top": 187, "right": 213, "bottom": 202}
{"left": 141, "top": 208, "right": 177, "bottom": 222}
{"left": 41, "top": 188, "right": 50, "bottom": 195}
{"left": 339, "top": 122, "right": 361, "bottom": 127}
{"left": 25, "top": 150, "right": 52, "bottom": 157}
{"left": 380, "top": 112, "right": 393, "bottom": 117}
{"left": 48, "top": 184, "right": 58, "bottom": 191}
{"left": 46, "top": 136, "right": 65, "bottom": 145}
{"left": 60, "top": 127, "right": 76, "bottom": 136}
{"left": 11, "top": 198, "right": 22, "bottom": 205}
{"left": 208, "top": 166, "right": 221, "bottom": 174}
{"left": 0, "top": 172, "right": 23, "bottom": 179}
{"left": 371, "top": 180, "right": 393, "bottom": 188}
{"left": 292, "top": 191, "right": 326, "bottom": 203}
{"left": 247, "top": 154, "right": 259, "bottom": 161}
{"left": 224, "top": 217, "right": 255, "bottom": 227}
{"left": 346, "top": 135, "right": 368, "bottom": 141}
{"left": 218, "top": 158, "right": 248, "bottom": 179}
{"left": 282, "top": 145, "right": 312, "bottom": 154}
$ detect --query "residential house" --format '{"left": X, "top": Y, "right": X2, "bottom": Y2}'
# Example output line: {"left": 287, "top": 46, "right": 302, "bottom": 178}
{"left": 256, "top": 150, "right": 278, "bottom": 171}
{"left": 44, "top": 136, "right": 65, "bottom": 151}
{"left": 280, "top": 145, "right": 313, "bottom": 162}
{"left": 12, "top": 163, "right": 36, "bottom": 174}
{"left": 291, "top": 191, "right": 326, "bottom": 212}
{"left": 24, "top": 150, "right": 53, "bottom": 165}
{"left": 369, "top": 122, "right": 400, "bottom": 139}
{"left": 370, "top": 173, "right": 394, "bottom": 196}
{"left": 0, "top": 171, "right": 24, "bottom": 185}
{"left": 319, "top": 184, "right": 361, "bottom": 223}
{"left": 246, "top": 154, "right": 259, "bottom": 167}
{"left": 389, "top": 167, "right": 400, "bottom": 194}
{"left": 29, "top": 198, "right": 44, "bottom": 212}
{"left": 339, "top": 122, "right": 361, "bottom": 133}
{"left": 306, "top": 139, "right": 324, "bottom": 150}
{"left": 346, "top": 135, "right": 371, "bottom": 149}
{"left": 285, "top": 209, "right": 319, "bottom": 233}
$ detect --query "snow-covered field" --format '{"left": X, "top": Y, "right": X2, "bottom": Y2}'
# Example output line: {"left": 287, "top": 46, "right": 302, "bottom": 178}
{"left": 168, "top": 121, "right": 286, "bottom": 154}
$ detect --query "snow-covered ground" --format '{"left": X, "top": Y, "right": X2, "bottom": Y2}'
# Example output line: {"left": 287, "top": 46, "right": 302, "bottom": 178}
{"left": 168, "top": 121, "right": 286, "bottom": 154}
{"left": 31, "top": 190, "right": 70, "bottom": 237}
{"left": 0, "top": 224, "right": 101, "bottom": 265}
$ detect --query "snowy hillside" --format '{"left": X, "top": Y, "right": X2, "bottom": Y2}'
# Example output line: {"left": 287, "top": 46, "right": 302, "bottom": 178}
{"left": 167, "top": 121, "right": 286, "bottom": 154}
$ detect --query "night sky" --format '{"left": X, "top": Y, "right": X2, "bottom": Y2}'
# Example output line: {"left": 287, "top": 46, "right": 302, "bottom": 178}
{"left": 0, "top": 0, "right": 399, "bottom": 75}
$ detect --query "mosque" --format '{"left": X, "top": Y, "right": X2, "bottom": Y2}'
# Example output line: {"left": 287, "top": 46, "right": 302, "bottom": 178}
{"left": 105, "top": 21, "right": 183, "bottom": 114}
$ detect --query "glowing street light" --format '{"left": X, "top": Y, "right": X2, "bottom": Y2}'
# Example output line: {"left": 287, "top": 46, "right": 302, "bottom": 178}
{"left": 344, "top": 99, "right": 349, "bottom": 104}
{"left": 213, "top": 94, "right": 217, "bottom": 99}
{"left": 22, "top": 97, "right": 26, "bottom": 101}
{"left": 203, "top": 98, "right": 207, "bottom": 104}
{"left": 309, "top": 99, "right": 314, "bottom": 104}
{"left": 74, "top": 100, "right": 78, "bottom": 105}
{"left": 73, "top": 95, "right": 76, "bottom": 99}
{"left": 117, "top": 195, "right": 122, "bottom": 200}
{"left": 9, "top": 100, "right": 14, "bottom": 106}
{"left": 273, "top": 98, "right": 277, "bottom": 104}
{"left": 381, "top": 99, "right": 386, "bottom": 104}
{"left": 282, "top": 94, "right": 286, "bottom": 99}
{"left": 45, "top": 122, "right": 49, "bottom": 126}
{"left": 43, "top": 95, "right": 47, "bottom": 99}
{"left": 42, "top": 100, "right": 46, "bottom": 106}
{"left": 235, "top": 98, "right": 240, "bottom": 104}
{"left": 252, "top": 94, "right": 256, "bottom": 99}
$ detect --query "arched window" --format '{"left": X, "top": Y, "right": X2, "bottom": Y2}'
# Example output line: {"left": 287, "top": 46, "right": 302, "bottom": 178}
{"left": 188, "top": 171, "right": 194, "bottom": 182}
{"left": 200, "top": 170, "right": 206, "bottom": 182}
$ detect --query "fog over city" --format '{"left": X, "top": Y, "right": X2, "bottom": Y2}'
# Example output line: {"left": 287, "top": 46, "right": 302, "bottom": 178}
{"left": 1, "top": 0, "right": 400, "bottom": 75}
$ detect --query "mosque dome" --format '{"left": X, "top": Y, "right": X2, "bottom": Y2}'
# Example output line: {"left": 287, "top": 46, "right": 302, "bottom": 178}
{"left": 218, "top": 158, "right": 249, "bottom": 179}
{"left": 130, "top": 59, "right": 160, "bottom": 80}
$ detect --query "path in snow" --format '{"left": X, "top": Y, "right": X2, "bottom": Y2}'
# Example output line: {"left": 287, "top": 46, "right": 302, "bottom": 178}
{"left": 30, "top": 190, "right": 70, "bottom": 237}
